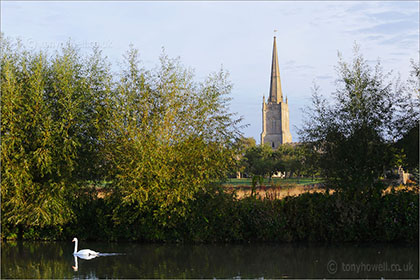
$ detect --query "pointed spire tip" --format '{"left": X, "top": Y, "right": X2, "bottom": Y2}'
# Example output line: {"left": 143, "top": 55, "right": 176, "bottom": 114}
{"left": 269, "top": 35, "right": 283, "bottom": 103}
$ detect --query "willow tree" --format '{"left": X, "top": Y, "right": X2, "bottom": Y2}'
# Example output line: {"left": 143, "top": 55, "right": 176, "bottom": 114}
{"left": 106, "top": 48, "right": 243, "bottom": 230}
{"left": 1, "top": 37, "right": 113, "bottom": 238}
{"left": 71, "top": 45, "right": 114, "bottom": 181}
{"left": 1, "top": 41, "right": 71, "bottom": 236}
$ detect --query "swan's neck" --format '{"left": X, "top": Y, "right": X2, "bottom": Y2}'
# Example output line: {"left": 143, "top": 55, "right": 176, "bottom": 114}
{"left": 73, "top": 240, "right": 78, "bottom": 254}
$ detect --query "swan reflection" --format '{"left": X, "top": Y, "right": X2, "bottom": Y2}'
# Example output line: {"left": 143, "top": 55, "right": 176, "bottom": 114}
{"left": 72, "top": 253, "right": 98, "bottom": 271}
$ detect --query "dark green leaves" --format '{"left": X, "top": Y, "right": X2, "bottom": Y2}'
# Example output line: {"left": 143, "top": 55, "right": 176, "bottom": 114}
{"left": 299, "top": 44, "right": 417, "bottom": 193}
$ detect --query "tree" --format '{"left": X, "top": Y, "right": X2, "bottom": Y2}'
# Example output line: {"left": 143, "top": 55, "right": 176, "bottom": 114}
{"left": 299, "top": 44, "right": 403, "bottom": 193}
{"left": 394, "top": 59, "right": 419, "bottom": 173}
{"left": 272, "top": 143, "right": 320, "bottom": 180}
{"left": 72, "top": 45, "right": 114, "bottom": 181}
{"left": 1, "top": 36, "right": 244, "bottom": 239}
{"left": 0, "top": 37, "right": 114, "bottom": 237}
{"left": 241, "top": 144, "right": 276, "bottom": 179}
{"left": 233, "top": 136, "right": 256, "bottom": 178}
{"left": 1, "top": 38, "right": 76, "bottom": 236}
{"left": 298, "top": 143, "right": 321, "bottom": 180}
{"left": 273, "top": 144, "right": 302, "bottom": 178}
{"left": 239, "top": 137, "right": 256, "bottom": 150}
{"left": 240, "top": 144, "right": 277, "bottom": 196}
{"left": 105, "top": 48, "right": 243, "bottom": 229}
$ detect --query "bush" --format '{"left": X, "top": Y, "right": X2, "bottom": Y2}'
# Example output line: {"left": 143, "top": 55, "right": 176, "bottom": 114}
{"left": 3, "top": 187, "right": 418, "bottom": 243}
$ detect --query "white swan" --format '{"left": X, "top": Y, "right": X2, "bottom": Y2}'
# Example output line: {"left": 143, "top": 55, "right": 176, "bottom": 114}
{"left": 72, "top": 237, "right": 99, "bottom": 257}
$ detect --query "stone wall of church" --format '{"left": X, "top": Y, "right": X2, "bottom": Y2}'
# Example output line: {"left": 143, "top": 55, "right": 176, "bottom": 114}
{"left": 261, "top": 101, "right": 292, "bottom": 148}
{"left": 281, "top": 102, "right": 292, "bottom": 143}
{"left": 265, "top": 103, "right": 282, "bottom": 135}
{"left": 261, "top": 102, "right": 282, "bottom": 148}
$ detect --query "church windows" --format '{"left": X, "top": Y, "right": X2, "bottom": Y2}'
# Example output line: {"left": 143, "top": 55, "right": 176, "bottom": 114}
{"left": 272, "top": 142, "right": 275, "bottom": 148}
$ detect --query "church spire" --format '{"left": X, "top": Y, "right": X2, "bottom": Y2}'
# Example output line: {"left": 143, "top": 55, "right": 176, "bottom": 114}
{"left": 269, "top": 36, "right": 283, "bottom": 103}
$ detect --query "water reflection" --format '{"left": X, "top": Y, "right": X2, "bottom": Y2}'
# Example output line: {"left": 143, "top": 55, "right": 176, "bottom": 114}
{"left": 1, "top": 241, "right": 418, "bottom": 279}
{"left": 73, "top": 255, "right": 98, "bottom": 272}
{"left": 72, "top": 256, "right": 79, "bottom": 272}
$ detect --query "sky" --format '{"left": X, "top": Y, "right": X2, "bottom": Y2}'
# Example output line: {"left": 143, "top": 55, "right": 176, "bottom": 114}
{"left": 2, "top": 1, "right": 418, "bottom": 142}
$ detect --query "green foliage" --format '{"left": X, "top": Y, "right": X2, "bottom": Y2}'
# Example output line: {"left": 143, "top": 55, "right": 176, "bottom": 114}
{"left": 241, "top": 144, "right": 277, "bottom": 178}
{"left": 299, "top": 44, "right": 414, "bottom": 193}
{"left": 274, "top": 143, "right": 319, "bottom": 178}
{"left": 240, "top": 143, "right": 321, "bottom": 180}
{"left": 2, "top": 36, "right": 417, "bottom": 245}
{"left": 1, "top": 38, "right": 76, "bottom": 231}
{"left": 395, "top": 121, "right": 419, "bottom": 173}
{"left": 377, "top": 188, "right": 419, "bottom": 241}
{"left": 98, "top": 47, "right": 242, "bottom": 232}
{"left": 5, "top": 187, "right": 417, "bottom": 243}
{"left": 1, "top": 36, "right": 241, "bottom": 239}
{"left": 237, "top": 137, "right": 256, "bottom": 152}
{"left": 394, "top": 59, "right": 420, "bottom": 141}
{"left": 1, "top": 37, "right": 114, "bottom": 235}
{"left": 72, "top": 45, "right": 114, "bottom": 181}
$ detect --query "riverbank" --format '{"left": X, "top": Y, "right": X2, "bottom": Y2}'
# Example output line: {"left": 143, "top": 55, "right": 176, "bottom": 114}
{"left": 224, "top": 184, "right": 326, "bottom": 199}
{"left": 225, "top": 177, "right": 324, "bottom": 186}
{"left": 2, "top": 186, "right": 418, "bottom": 243}
{"left": 224, "top": 183, "right": 418, "bottom": 200}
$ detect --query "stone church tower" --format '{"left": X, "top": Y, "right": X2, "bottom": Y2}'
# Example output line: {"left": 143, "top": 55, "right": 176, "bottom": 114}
{"left": 261, "top": 36, "right": 292, "bottom": 148}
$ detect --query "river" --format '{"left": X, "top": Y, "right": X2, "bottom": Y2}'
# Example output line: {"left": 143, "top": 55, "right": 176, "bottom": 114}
{"left": 1, "top": 241, "right": 418, "bottom": 279}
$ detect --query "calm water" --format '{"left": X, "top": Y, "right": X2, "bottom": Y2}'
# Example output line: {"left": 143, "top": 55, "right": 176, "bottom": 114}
{"left": 1, "top": 241, "right": 418, "bottom": 279}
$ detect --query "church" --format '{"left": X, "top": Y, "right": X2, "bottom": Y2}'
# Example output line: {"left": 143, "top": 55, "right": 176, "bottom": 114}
{"left": 261, "top": 36, "right": 292, "bottom": 148}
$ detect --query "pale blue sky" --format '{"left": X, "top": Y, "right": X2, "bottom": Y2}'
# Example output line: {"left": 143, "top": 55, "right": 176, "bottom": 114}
{"left": 2, "top": 1, "right": 418, "bottom": 142}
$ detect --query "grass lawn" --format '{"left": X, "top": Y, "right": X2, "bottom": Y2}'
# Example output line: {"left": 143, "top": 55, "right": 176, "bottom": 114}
{"left": 225, "top": 177, "right": 323, "bottom": 187}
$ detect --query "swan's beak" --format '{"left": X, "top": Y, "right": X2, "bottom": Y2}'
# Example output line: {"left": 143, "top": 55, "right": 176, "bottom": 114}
{"left": 72, "top": 238, "right": 75, "bottom": 242}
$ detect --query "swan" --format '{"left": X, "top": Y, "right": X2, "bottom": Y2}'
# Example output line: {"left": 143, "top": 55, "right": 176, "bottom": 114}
{"left": 72, "top": 237, "right": 99, "bottom": 257}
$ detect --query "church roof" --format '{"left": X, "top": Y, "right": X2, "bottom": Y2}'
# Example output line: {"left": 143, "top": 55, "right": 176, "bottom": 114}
{"left": 269, "top": 36, "right": 283, "bottom": 104}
